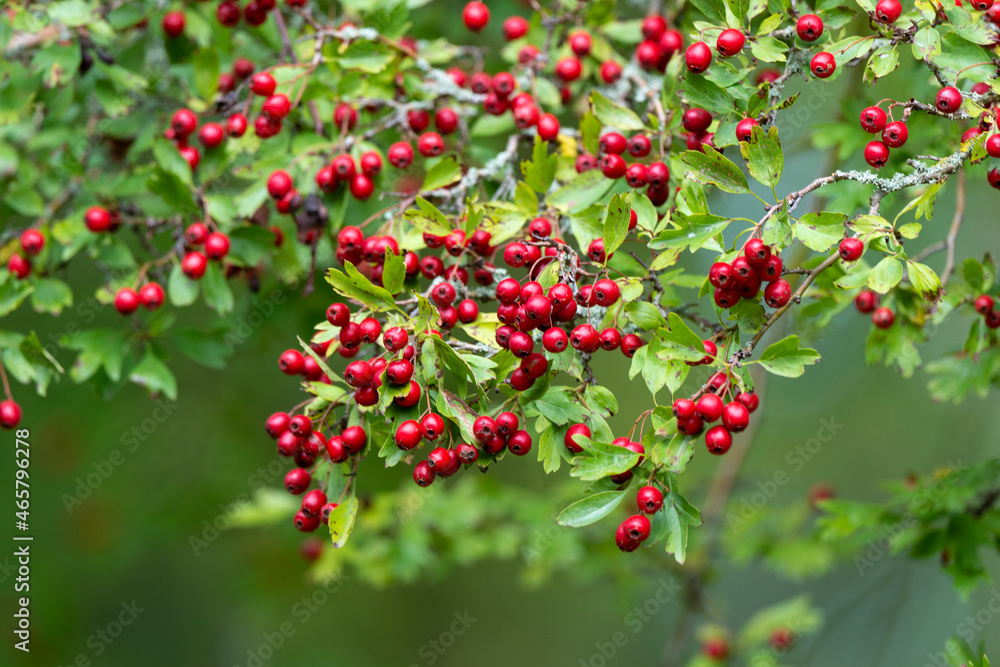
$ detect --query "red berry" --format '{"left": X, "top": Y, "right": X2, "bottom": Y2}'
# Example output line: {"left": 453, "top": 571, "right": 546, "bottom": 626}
{"left": 600, "top": 154, "right": 627, "bottom": 179}
{"left": 637, "top": 486, "right": 664, "bottom": 514}
{"left": 462, "top": 2, "right": 489, "bottom": 31}
{"left": 875, "top": 0, "right": 902, "bottom": 22}
{"left": 839, "top": 238, "right": 864, "bottom": 261}
{"left": 736, "top": 391, "right": 760, "bottom": 413}
{"left": 139, "top": 283, "right": 164, "bottom": 310}
{"left": 181, "top": 251, "right": 207, "bottom": 279}
{"left": 623, "top": 514, "right": 651, "bottom": 542}
{"left": 600, "top": 61, "right": 623, "bottom": 83}
{"left": 288, "top": 414, "right": 312, "bottom": 437}
{"left": 570, "top": 324, "right": 599, "bottom": 352}
{"left": 506, "top": 430, "right": 532, "bottom": 455}
{"left": 542, "top": 327, "right": 569, "bottom": 353}
{"left": 735, "top": 117, "right": 760, "bottom": 142}
{"left": 19, "top": 229, "right": 44, "bottom": 255}
{"left": 0, "top": 400, "right": 22, "bottom": 429}
{"left": 333, "top": 103, "right": 358, "bottom": 130}
{"left": 764, "top": 279, "right": 791, "bottom": 308}
{"left": 84, "top": 206, "right": 113, "bottom": 232}
{"left": 722, "top": 402, "right": 750, "bottom": 432}
{"left": 112, "top": 288, "right": 138, "bottom": 315}
{"left": 682, "top": 108, "right": 712, "bottom": 134}
{"left": 796, "top": 14, "right": 823, "bottom": 41}
{"left": 986, "top": 134, "right": 1000, "bottom": 159}
{"left": 810, "top": 52, "right": 836, "bottom": 78}
{"left": 696, "top": 393, "right": 724, "bottom": 422}
{"left": 555, "top": 56, "right": 582, "bottom": 82}
{"left": 162, "top": 11, "right": 185, "bottom": 38}
{"left": 685, "top": 41, "right": 712, "bottom": 73}
{"left": 395, "top": 420, "right": 423, "bottom": 450}
{"left": 872, "top": 307, "right": 895, "bottom": 328}
{"left": 716, "top": 29, "right": 745, "bottom": 57}
{"left": 705, "top": 425, "right": 733, "bottom": 455}
{"left": 864, "top": 141, "right": 889, "bottom": 169}
{"left": 388, "top": 142, "right": 414, "bottom": 168}
{"left": 564, "top": 423, "right": 591, "bottom": 453}
{"left": 503, "top": 16, "right": 528, "bottom": 40}
{"left": 417, "top": 132, "right": 444, "bottom": 157}
{"left": 205, "top": 232, "right": 230, "bottom": 259}
{"left": 975, "top": 294, "right": 995, "bottom": 315}
{"left": 855, "top": 290, "right": 879, "bottom": 313}
{"left": 860, "top": 106, "right": 887, "bottom": 133}
{"left": 285, "top": 468, "right": 311, "bottom": 494}
{"left": 279, "top": 349, "right": 305, "bottom": 375}
{"left": 883, "top": 121, "right": 908, "bottom": 148}
{"left": 935, "top": 86, "right": 963, "bottom": 114}
{"left": 341, "top": 425, "right": 367, "bottom": 454}
{"left": 537, "top": 114, "right": 560, "bottom": 141}
{"left": 262, "top": 93, "right": 291, "bottom": 120}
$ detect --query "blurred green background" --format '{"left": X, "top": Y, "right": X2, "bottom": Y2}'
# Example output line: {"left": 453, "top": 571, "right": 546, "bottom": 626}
{"left": 4, "top": 1, "right": 1000, "bottom": 666}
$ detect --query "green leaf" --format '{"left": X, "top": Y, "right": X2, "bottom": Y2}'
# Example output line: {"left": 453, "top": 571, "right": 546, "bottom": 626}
{"left": 404, "top": 197, "right": 452, "bottom": 237}
{"left": 381, "top": 248, "right": 406, "bottom": 295}
{"left": 907, "top": 260, "right": 942, "bottom": 301}
{"left": 550, "top": 169, "right": 616, "bottom": 212}
{"left": 794, "top": 212, "right": 846, "bottom": 252}
{"left": 590, "top": 90, "right": 646, "bottom": 131}
{"left": 580, "top": 111, "right": 602, "bottom": 155}
{"left": 63, "top": 329, "right": 129, "bottom": 383}
{"left": 557, "top": 491, "right": 627, "bottom": 527}
{"left": 663, "top": 504, "right": 689, "bottom": 564}
{"left": 129, "top": 345, "right": 177, "bottom": 400}
{"left": 152, "top": 136, "right": 193, "bottom": 187}
{"left": 865, "top": 44, "right": 899, "bottom": 81}
{"left": 326, "top": 263, "right": 399, "bottom": 312}
{"left": 170, "top": 328, "right": 231, "bottom": 369}
{"left": 167, "top": 264, "right": 200, "bottom": 307}
{"left": 739, "top": 125, "right": 783, "bottom": 188}
{"left": 570, "top": 437, "right": 641, "bottom": 481}
{"left": 682, "top": 74, "right": 739, "bottom": 116}
{"left": 202, "top": 262, "right": 234, "bottom": 314}
{"left": 750, "top": 36, "right": 787, "bottom": 63}
{"left": 328, "top": 495, "right": 359, "bottom": 548}
{"left": 680, "top": 147, "right": 749, "bottom": 194}
{"left": 912, "top": 27, "right": 942, "bottom": 60}
{"left": 514, "top": 181, "right": 538, "bottom": 216}
{"left": 227, "top": 489, "right": 299, "bottom": 528}
{"left": 192, "top": 48, "right": 219, "bottom": 99}
{"left": 756, "top": 335, "right": 820, "bottom": 378}
{"left": 602, "top": 193, "right": 630, "bottom": 257}
{"left": 30, "top": 278, "right": 73, "bottom": 316}
{"left": 649, "top": 215, "right": 729, "bottom": 252}
{"left": 422, "top": 156, "right": 462, "bottom": 191}
{"left": 521, "top": 135, "right": 558, "bottom": 193}
{"left": 756, "top": 13, "right": 784, "bottom": 35}
{"left": 867, "top": 256, "right": 903, "bottom": 294}
{"left": 625, "top": 301, "right": 668, "bottom": 329}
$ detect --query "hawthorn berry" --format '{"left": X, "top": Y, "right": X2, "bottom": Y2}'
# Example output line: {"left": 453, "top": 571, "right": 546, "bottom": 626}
{"left": 555, "top": 57, "right": 583, "bottom": 82}
{"left": 796, "top": 14, "right": 824, "bottom": 41}
{"left": 507, "top": 431, "right": 532, "bottom": 455}
{"left": 722, "top": 402, "right": 750, "bottom": 432}
{"left": 716, "top": 29, "right": 745, "bottom": 57}
{"left": 882, "top": 121, "right": 908, "bottom": 148}
{"left": 764, "top": 279, "right": 791, "bottom": 308}
{"left": 333, "top": 103, "right": 358, "bottom": 130}
{"left": 872, "top": 307, "right": 895, "bottom": 329}
{"left": 864, "top": 141, "right": 889, "bottom": 169}
{"left": 810, "top": 52, "right": 836, "bottom": 78}
{"left": 599, "top": 328, "right": 622, "bottom": 351}
{"left": 341, "top": 425, "right": 367, "bottom": 454}
{"left": 736, "top": 391, "right": 759, "bottom": 413}
{"left": 735, "top": 117, "right": 760, "bottom": 142}
{"left": 413, "top": 461, "right": 435, "bottom": 487}
{"left": 974, "top": 294, "right": 995, "bottom": 316}
{"left": 570, "top": 324, "right": 599, "bottom": 352}
{"left": 85, "top": 206, "right": 113, "bottom": 232}
{"left": 262, "top": 93, "right": 291, "bottom": 120}
{"left": 20, "top": 229, "right": 44, "bottom": 255}
{"left": 139, "top": 283, "right": 165, "bottom": 310}
{"left": 395, "top": 420, "right": 423, "bottom": 450}
{"left": 564, "top": 423, "right": 591, "bottom": 453}
{"left": 542, "top": 327, "right": 569, "bottom": 353}
{"left": 395, "top": 381, "right": 422, "bottom": 408}
{"left": 685, "top": 41, "right": 712, "bottom": 73}
{"left": 503, "top": 16, "right": 528, "bottom": 40}
{"left": 986, "top": 135, "right": 1000, "bottom": 159}
{"left": 637, "top": 486, "right": 664, "bottom": 514}
{"left": 616, "top": 524, "right": 640, "bottom": 553}
{"left": 279, "top": 350, "right": 306, "bottom": 376}
{"left": 875, "top": 0, "right": 902, "bottom": 22}
{"left": 683, "top": 108, "right": 713, "bottom": 133}
{"left": 537, "top": 114, "right": 560, "bottom": 141}
{"left": 600, "top": 61, "right": 623, "bottom": 83}
{"left": 625, "top": 163, "right": 648, "bottom": 188}
{"left": 462, "top": 1, "right": 489, "bottom": 32}
{"left": 745, "top": 239, "right": 771, "bottom": 266}
{"left": 285, "top": 468, "right": 311, "bottom": 494}
{"left": 935, "top": 86, "right": 963, "bottom": 114}
{"left": 860, "top": 106, "right": 887, "bottom": 133}
{"left": 600, "top": 154, "right": 627, "bottom": 179}
{"left": 163, "top": 11, "right": 186, "bottom": 38}
{"left": 114, "top": 288, "right": 140, "bottom": 315}
{"left": 205, "top": 232, "right": 230, "bottom": 259}
{"left": 696, "top": 394, "right": 724, "bottom": 422}
{"left": 0, "top": 400, "right": 22, "bottom": 430}
{"left": 623, "top": 514, "right": 651, "bottom": 542}
{"left": 622, "top": 334, "right": 643, "bottom": 358}
{"left": 705, "top": 425, "right": 733, "bottom": 455}
{"left": 839, "top": 238, "right": 864, "bottom": 262}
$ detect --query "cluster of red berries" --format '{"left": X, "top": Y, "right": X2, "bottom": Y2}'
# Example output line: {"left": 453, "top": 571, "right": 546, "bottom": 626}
{"left": 409, "top": 411, "right": 534, "bottom": 487}
{"left": 6, "top": 229, "right": 46, "bottom": 281}
{"left": 858, "top": 105, "right": 908, "bottom": 169}
{"left": 162, "top": 0, "right": 286, "bottom": 39}
{"left": 973, "top": 293, "right": 1000, "bottom": 329}
{"left": 178, "top": 222, "right": 231, "bottom": 280}
{"left": 854, "top": 290, "right": 895, "bottom": 329}
{"left": 572, "top": 130, "right": 670, "bottom": 203}
{"left": 709, "top": 239, "right": 789, "bottom": 310}
{"left": 315, "top": 145, "right": 382, "bottom": 202}
{"left": 264, "top": 409, "right": 367, "bottom": 532}
{"left": 672, "top": 371, "right": 759, "bottom": 456}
